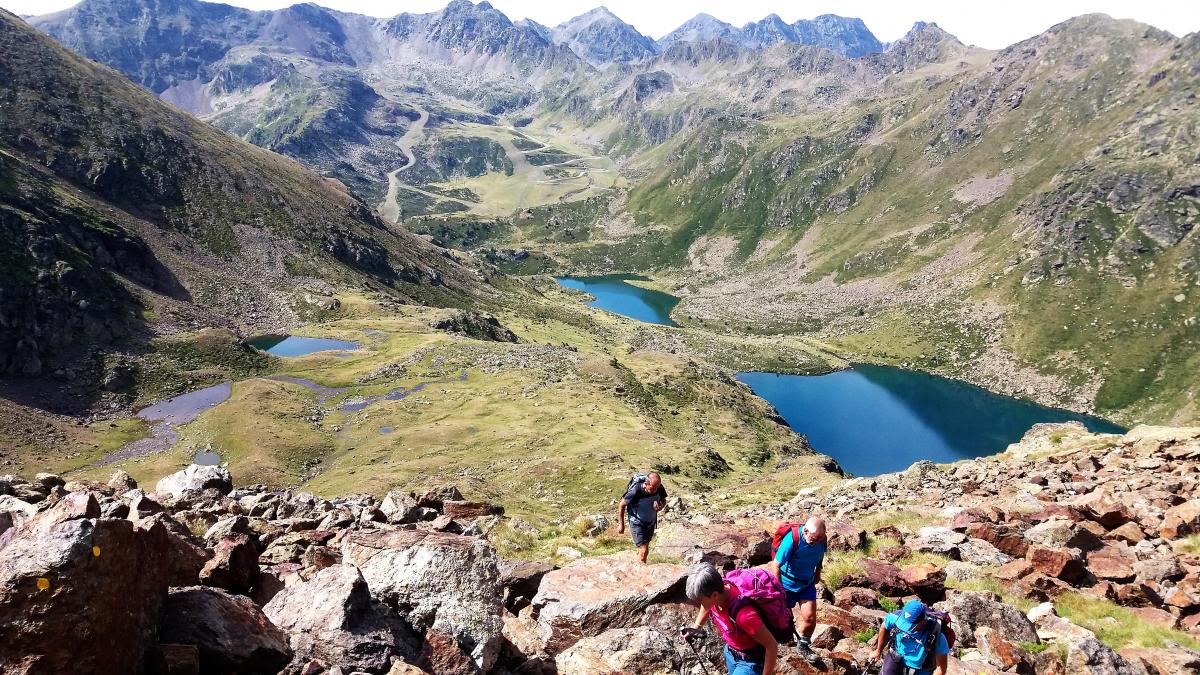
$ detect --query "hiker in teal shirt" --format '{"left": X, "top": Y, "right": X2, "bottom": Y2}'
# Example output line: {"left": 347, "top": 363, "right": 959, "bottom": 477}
{"left": 873, "top": 599, "right": 950, "bottom": 675}
{"left": 767, "top": 517, "right": 826, "bottom": 663}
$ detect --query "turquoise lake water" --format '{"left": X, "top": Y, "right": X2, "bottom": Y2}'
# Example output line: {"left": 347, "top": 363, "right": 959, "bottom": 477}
{"left": 248, "top": 335, "right": 359, "bottom": 357}
{"left": 555, "top": 275, "right": 679, "bottom": 326}
{"left": 560, "top": 276, "right": 1127, "bottom": 475}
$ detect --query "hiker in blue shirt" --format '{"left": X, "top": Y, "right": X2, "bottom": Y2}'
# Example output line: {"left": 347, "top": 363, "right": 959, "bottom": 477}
{"left": 617, "top": 472, "right": 667, "bottom": 563}
{"left": 872, "top": 599, "right": 950, "bottom": 675}
{"left": 767, "top": 517, "right": 826, "bottom": 663}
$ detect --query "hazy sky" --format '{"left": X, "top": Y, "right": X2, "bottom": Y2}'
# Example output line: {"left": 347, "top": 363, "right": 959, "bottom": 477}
{"left": 5, "top": 0, "right": 1198, "bottom": 48}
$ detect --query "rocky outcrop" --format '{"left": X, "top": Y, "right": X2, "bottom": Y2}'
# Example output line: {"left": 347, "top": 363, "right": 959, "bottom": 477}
{"left": 159, "top": 586, "right": 293, "bottom": 674}
{"left": 156, "top": 465, "right": 234, "bottom": 501}
{"left": 531, "top": 552, "right": 688, "bottom": 654}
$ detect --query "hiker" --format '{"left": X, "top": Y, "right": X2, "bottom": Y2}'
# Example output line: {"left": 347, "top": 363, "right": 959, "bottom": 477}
{"left": 871, "top": 599, "right": 950, "bottom": 675}
{"left": 682, "top": 562, "right": 781, "bottom": 675}
{"left": 767, "top": 516, "right": 826, "bottom": 663}
{"left": 617, "top": 471, "right": 667, "bottom": 563}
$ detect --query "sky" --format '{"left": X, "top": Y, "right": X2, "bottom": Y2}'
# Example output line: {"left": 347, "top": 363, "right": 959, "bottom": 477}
{"left": 4, "top": 0, "right": 1198, "bottom": 48}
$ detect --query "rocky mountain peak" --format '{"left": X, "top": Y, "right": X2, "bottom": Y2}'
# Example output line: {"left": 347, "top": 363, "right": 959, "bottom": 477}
{"left": 656, "top": 12, "right": 739, "bottom": 49}
{"left": 551, "top": 4, "right": 656, "bottom": 65}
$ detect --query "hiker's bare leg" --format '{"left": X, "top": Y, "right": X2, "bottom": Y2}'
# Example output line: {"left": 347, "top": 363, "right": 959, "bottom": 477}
{"left": 637, "top": 543, "right": 649, "bottom": 563}
{"left": 798, "top": 599, "right": 817, "bottom": 639}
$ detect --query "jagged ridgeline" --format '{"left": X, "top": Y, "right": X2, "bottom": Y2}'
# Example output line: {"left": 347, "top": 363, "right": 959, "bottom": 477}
{"left": 0, "top": 8, "right": 487, "bottom": 379}
{"left": 27, "top": 0, "right": 1198, "bottom": 423}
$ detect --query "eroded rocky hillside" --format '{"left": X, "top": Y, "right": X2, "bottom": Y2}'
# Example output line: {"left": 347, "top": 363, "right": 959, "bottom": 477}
{"left": 2, "top": 423, "right": 1198, "bottom": 674}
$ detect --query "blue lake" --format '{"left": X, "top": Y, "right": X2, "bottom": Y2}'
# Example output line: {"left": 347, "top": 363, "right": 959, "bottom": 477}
{"left": 249, "top": 335, "right": 359, "bottom": 357}
{"left": 555, "top": 275, "right": 679, "bottom": 326}
{"left": 737, "top": 367, "right": 1126, "bottom": 476}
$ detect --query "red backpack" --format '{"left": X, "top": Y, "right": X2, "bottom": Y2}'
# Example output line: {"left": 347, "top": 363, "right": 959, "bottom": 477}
{"left": 770, "top": 522, "right": 803, "bottom": 558}
{"left": 719, "top": 568, "right": 797, "bottom": 646}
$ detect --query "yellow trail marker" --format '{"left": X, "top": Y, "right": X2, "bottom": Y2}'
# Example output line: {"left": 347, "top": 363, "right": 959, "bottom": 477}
{"left": 36, "top": 577, "right": 50, "bottom": 591}
{"left": 92, "top": 546, "right": 101, "bottom": 557}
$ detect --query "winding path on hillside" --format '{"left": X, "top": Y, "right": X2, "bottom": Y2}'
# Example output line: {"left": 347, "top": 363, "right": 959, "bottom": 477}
{"left": 379, "top": 106, "right": 429, "bottom": 223}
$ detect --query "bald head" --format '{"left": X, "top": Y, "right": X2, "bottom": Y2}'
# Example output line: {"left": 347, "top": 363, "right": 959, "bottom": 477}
{"left": 645, "top": 472, "right": 661, "bottom": 491}
{"left": 803, "top": 517, "right": 826, "bottom": 545}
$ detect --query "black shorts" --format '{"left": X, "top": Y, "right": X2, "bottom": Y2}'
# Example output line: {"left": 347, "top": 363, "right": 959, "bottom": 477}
{"left": 629, "top": 520, "right": 655, "bottom": 546}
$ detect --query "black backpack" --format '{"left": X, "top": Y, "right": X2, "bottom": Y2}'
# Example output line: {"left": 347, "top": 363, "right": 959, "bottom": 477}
{"left": 625, "top": 473, "right": 648, "bottom": 502}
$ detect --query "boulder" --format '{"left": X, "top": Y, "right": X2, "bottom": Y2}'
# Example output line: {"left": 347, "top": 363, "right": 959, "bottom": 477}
{"left": 653, "top": 522, "right": 771, "bottom": 569}
{"left": 826, "top": 520, "right": 867, "bottom": 552}
{"left": 850, "top": 558, "right": 910, "bottom": 596}
{"left": 966, "top": 522, "right": 1029, "bottom": 558}
{"left": 417, "top": 629, "right": 480, "bottom": 675}
{"left": 1107, "top": 522, "right": 1146, "bottom": 545}
{"left": 108, "top": 469, "right": 138, "bottom": 494}
{"left": 1066, "top": 637, "right": 1139, "bottom": 674}
{"left": 911, "top": 527, "right": 966, "bottom": 557}
{"left": 833, "top": 586, "right": 879, "bottom": 610}
{"left": 159, "top": 586, "right": 291, "bottom": 674}
{"left": 815, "top": 602, "right": 873, "bottom": 635}
{"left": 957, "top": 538, "right": 1013, "bottom": 567}
{"left": 900, "top": 563, "right": 947, "bottom": 603}
{"left": 263, "top": 564, "right": 411, "bottom": 674}
{"left": 341, "top": 528, "right": 504, "bottom": 671}
{"left": 442, "top": 501, "right": 503, "bottom": 519}
{"left": 133, "top": 512, "right": 211, "bottom": 587}
{"left": 530, "top": 551, "right": 687, "bottom": 654}
{"left": 553, "top": 627, "right": 681, "bottom": 675}
{"left": 975, "top": 626, "right": 1032, "bottom": 671}
{"left": 1027, "top": 545, "right": 1089, "bottom": 584}
{"left": 156, "top": 465, "right": 233, "bottom": 501}
{"left": 1159, "top": 500, "right": 1200, "bottom": 539}
{"left": 935, "top": 591, "right": 1038, "bottom": 648}
{"left": 200, "top": 533, "right": 259, "bottom": 594}
{"left": 1119, "top": 646, "right": 1200, "bottom": 675}
{"left": 498, "top": 559, "right": 555, "bottom": 613}
{"left": 0, "top": 501, "right": 172, "bottom": 673}
{"left": 1086, "top": 545, "right": 1136, "bottom": 582}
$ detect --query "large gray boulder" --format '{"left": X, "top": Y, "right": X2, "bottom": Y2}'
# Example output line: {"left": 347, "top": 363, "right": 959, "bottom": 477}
{"left": 156, "top": 465, "right": 233, "bottom": 500}
{"left": 935, "top": 591, "right": 1038, "bottom": 648}
{"left": 158, "top": 586, "right": 292, "bottom": 674}
{"left": 554, "top": 627, "right": 682, "bottom": 675}
{"left": 1066, "top": 637, "right": 1140, "bottom": 674}
{"left": 264, "top": 563, "right": 414, "bottom": 674}
{"left": 531, "top": 551, "right": 688, "bottom": 655}
{"left": 341, "top": 528, "right": 504, "bottom": 671}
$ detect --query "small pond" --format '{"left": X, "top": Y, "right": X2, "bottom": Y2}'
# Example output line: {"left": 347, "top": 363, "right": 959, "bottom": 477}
{"left": 249, "top": 335, "right": 359, "bottom": 357}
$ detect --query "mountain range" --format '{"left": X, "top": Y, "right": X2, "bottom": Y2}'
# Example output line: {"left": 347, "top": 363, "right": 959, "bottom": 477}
{"left": 12, "top": 0, "right": 1200, "bottom": 427}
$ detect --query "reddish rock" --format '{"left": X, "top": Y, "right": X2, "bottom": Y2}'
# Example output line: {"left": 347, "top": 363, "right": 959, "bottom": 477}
{"left": 1086, "top": 545, "right": 1137, "bottom": 582}
{"left": 966, "top": 522, "right": 1029, "bottom": 557}
{"left": 872, "top": 525, "right": 905, "bottom": 543}
{"left": 654, "top": 523, "right": 772, "bottom": 569}
{"left": 499, "top": 559, "right": 555, "bottom": 614}
{"left": 975, "top": 626, "right": 1032, "bottom": 671}
{"left": 992, "top": 559, "right": 1034, "bottom": 582}
{"left": 150, "top": 644, "right": 200, "bottom": 675}
{"left": 418, "top": 629, "right": 480, "bottom": 674}
{"left": 1129, "top": 606, "right": 1179, "bottom": 629}
{"left": 442, "top": 501, "right": 502, "bottom": 520}
{"left": 1083, "top": 496, "right": 1135, "bottom": 530}
{"left": 1027, "top": 545, "right": 1089, "bottom": 584}
{"left": 833, "top": 586, "right": 879, "bottom": 610}
{"left": 1160, "top": 500, "right": 1200, "bottom": 539}
{"left": 1018, "top": 571, "right": 1072, "bottom": 600}
{"left": 878, "top": 545, "right": 912, "bottom": 562}
{"left": 1115, "top": 581, "right": 1163, "bottom": 607}
{"left": 200, "top": 533, "right": 259, "bottom": 594}
{"left": 815, "top": 602, "right": 872, "bottom": 635}
{"left": 901, "top": 563, "right": 947, "bottom": 603}
{"left": 826, "top": 520, "right": 867, "bottom": 552}
{"left": 850, "top": 558, "right": 910, "bottom": 596}
{"left": 809, "top": 623, "right": 843, "bottom": 650}
{"left": 158, "top": 586, "right": 292, "bottom": 674}
{"left": 1120, "top": 646, "right": 1200, "bottom": 675}
{"left": 1107, "top": 522, "right": 1146, "bottom": 544}
{"left": 951, "top": 508, "right": 988, "bottom": 531}
{"left": 0, "top": 503, "right": 173, "bottom": 674}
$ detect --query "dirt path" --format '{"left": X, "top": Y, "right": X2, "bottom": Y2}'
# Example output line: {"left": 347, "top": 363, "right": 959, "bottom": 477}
{"left": 379, "top": 106, "right": 429, "bottom": 223}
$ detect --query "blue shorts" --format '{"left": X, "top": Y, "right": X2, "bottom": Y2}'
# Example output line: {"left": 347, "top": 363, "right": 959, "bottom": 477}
{"left": 785, "top": 584, "right": 818, "bottom": 607}
{"left": 724, "top": 645, "right": 765, "bottom": 675}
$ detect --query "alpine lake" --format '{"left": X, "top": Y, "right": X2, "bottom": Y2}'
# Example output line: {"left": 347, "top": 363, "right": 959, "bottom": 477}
{"left": 556, "top": 275, "right": 1125, "bottom": 476}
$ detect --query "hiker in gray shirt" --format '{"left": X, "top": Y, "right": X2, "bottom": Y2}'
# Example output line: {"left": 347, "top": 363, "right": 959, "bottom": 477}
{"left": 618, "top": 472, "right": 668, "bottom": 563}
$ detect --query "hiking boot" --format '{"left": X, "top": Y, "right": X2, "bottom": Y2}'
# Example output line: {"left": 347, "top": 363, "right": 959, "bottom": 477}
{"left": 795, "top": 638, "right": 820, "bottom": 664}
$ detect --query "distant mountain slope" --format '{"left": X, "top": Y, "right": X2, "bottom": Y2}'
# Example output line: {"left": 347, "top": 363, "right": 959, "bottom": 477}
{"left": 551, "top": 6, "right": 657, "bottom": 66}
{"left": 658, "top": 11, "right": 882, "bottom": 56}
{"left": 0, "top": 8, "right": 484, "bottom": 378}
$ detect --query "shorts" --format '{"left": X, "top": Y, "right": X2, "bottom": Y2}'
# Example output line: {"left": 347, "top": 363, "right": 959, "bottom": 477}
{"left": 628, "top": 519, "right": 655, "bottom": 546}
{"left": 784, "top": 583, "right": 818, "bottom": 607}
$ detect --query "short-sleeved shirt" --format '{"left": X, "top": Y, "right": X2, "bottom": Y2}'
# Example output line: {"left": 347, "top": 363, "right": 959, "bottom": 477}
{"left": 711, "top": 585, "right": 765, "bottom": 652}
{"left": 883, "top": 613, "right": 950, "bottom": 670}
{"left": 773, "top": 528, "right": 826, "bottom": 592}
{"left": 622, "top": 481, "right": 667, "bottom": 526}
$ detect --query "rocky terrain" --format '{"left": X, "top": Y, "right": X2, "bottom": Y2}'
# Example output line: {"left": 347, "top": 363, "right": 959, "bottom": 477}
{"left": 2, "top": 422, "right": 1199, "bottom": 674}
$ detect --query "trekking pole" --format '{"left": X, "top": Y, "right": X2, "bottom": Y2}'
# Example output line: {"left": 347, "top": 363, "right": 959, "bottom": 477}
{"left": 678, "top": 628, "right": 713, "bottom": 675}
{"left": 860, "top": 657, "right": 875, "bottom": 675}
